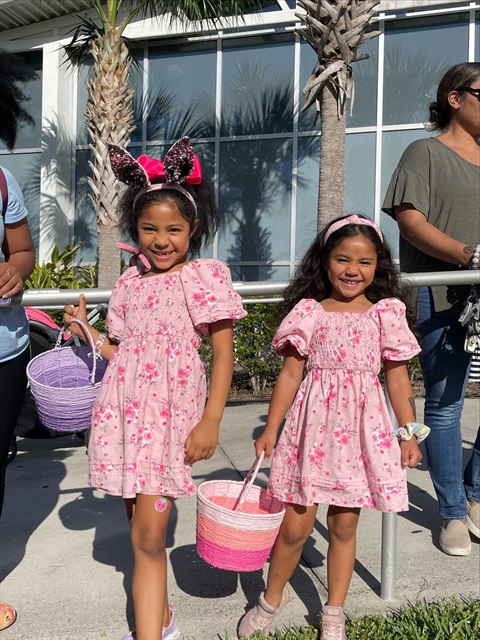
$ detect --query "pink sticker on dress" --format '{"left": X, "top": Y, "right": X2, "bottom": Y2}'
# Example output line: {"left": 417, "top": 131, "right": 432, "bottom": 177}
{"left": 154, "top": 498, "right": 168, "bottom": 512}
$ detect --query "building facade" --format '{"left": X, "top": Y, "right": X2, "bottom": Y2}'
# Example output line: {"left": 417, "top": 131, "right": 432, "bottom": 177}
{"left": 0, "top": 0, "right": 478, "bottom": 280}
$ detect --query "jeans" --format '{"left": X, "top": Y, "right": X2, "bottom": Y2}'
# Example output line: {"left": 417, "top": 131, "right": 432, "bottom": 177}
{"left": 417, "top": 286, "right": 479, "bottom": 520}
{"left": 464, "top": 426, "right": 480, "bottom": 504}
{"left": 0, "top": 346, "right": 29, "bottom": 518}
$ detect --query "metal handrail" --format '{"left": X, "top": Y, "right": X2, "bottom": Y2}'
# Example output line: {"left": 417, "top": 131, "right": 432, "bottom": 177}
{"left": 7, "top": 269, "right": 480, "bottom": 309}
{"left": 7, "top": 268, "right": 480, "bottom": 600}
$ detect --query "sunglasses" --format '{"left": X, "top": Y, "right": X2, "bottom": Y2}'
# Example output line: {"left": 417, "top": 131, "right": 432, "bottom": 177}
{"left": 458, "top": 85, "right": 480, "bottom": 98}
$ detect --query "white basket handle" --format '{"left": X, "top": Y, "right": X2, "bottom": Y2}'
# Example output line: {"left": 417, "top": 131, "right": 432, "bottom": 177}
{"left": 233, "top": 451, "right": 265, "bottom": 511}
{"left": 55, "top": 318, "right": 97, "bottom": 386}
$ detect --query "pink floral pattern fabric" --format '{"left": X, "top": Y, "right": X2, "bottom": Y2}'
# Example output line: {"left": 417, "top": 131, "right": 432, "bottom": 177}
{"left": 88, "top": 259, "right": 247, "bottom": 499}
{"left": 268, "top": 297, "right": 421, "bottom": 512}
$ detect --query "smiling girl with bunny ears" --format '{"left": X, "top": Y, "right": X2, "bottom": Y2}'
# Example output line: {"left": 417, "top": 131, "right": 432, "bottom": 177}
{"left": 63, "top": 137, "right": 246, "bottom": 640}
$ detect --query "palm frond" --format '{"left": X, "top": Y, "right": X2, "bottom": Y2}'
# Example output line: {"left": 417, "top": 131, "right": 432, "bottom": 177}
{"left": 64, "top": 15, "right": 103, "bottom": 65}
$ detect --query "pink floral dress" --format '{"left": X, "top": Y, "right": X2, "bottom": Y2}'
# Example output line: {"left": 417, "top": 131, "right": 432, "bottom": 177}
{"left": 268, "top": 297, "right": 421, "bottom": 513}
{"left": 88, "top": 259, "right": 247, "bottom": 499}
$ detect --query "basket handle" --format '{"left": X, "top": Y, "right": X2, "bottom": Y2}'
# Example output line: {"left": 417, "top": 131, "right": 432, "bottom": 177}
{"left": 232, "top": 451, "right": 265, "bottom": 511}
{"left": 54, "top": 318, "right": 97, "bottom": 386}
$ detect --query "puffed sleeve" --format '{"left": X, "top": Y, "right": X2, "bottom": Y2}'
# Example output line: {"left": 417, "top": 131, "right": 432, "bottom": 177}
{"left": 272, "top": 299, "right": 321, "bottom": 357}
{"left": 182, "top": 259, "right": 247, "bottom": 335}
{"left": 106, "top": 267, "right": 138, "bottom": 340}
{"left": 377, "top": 298, "right": 421, "bottom": 361}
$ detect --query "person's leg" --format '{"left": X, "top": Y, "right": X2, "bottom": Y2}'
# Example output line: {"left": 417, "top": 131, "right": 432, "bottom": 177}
{"left": 238, "top": 503, "right": 318, "bottom": 637}
{"left": 264, "top": 503, "right": 319, "bottom": 607}
{"left": 0, "top": 348, "right": 29, "bottom": 518}
{"left": 464, "top": 426, "right": 480, "bottom": 538}
{"left": 125, "top": 497, "right": 173, "bottom": 631}
{"left": 417, "top": 287, "right": 471, "bottom": 521}
{"left": 325, "top": 505, "right": 361, "bottom": 606}
{"left": 130, "top": 494, "right": 174, "bottom": 640}
{"left": 318, "top": 506, "right": 360, "bottom": 640}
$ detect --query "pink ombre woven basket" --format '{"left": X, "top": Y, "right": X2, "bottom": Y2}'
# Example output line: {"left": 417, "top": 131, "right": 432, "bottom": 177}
{"left": 26, "top": 318, "right": 107, "bottom": 433}
{"left": 196, "top": 453, "right": 285, "bottom": 572}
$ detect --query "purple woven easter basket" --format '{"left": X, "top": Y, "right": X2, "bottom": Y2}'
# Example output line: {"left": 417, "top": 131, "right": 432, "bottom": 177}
{"left": 26, "top": 318, "right": 107, "bottom": 433}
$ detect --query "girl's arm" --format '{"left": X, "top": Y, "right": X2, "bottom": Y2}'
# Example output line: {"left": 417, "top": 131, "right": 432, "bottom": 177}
{"left": 184, "top": 318, "right": 234, "bottom": 464}
{"left": 256, "top": 344, "right": 306, "bottom": 459}
{"left": 384, "top": 359, "right": 422, "bottom": 468}
{"left": 395, "top": 205, "right": 474, "bottom": 267}
{"left": 63, "top": 294, "right": 118, "bottom": 361}
{"left": 0, "top": 219, "right": 35, "bottom": 298}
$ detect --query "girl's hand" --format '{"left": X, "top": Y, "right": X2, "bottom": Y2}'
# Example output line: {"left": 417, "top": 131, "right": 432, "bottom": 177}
{"left": 0, "top": 263, "right": 23, "bottom": 298}
{"left": 184, "top": 418, "right": 220, "bottom": 464}
{"left": 255, "top": 428, "right": 277, "bottom": 460}
{"left": 63, "top": 294, "right": 91, "bottom": 339}
{"left": 400, "top": 438, "right": 422, "bottom": 468}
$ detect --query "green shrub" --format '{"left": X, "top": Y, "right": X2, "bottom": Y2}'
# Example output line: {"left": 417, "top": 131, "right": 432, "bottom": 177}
{"left": 26, "top": 243, "right": 96, "bottom": 290}
{"left": 224, "top": 597, "right": 480, "bottom": 640}
{"left": 233, "top": 302, "right": 282, "bottom": 395}
{"left": 25, "top": 243, "right": 96, "bottom": 325}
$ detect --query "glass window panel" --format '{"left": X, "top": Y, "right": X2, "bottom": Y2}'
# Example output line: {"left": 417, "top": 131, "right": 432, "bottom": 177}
{"left": 383, "top": 15, "right": 469, "bottom": 125}
{"left": 345, "top": 132, "right": 375, "bottom": 218}
{"left": 346, "top": 36, "right": 378, "bottom": 128}
{"left": 218, "top": 139, "right": 293, "bottom": 276}
{"left": 76, "top": 63, "right": 92, "bottom": 145}
{"left": 74, "top": 149, "right": 97, "bottom": 263}
{"left": 296, "top": 136, "right": 320, "bottom": 259}
{"left": 147, "top": 43, "right": 216, "bottom": 142}
{"left": 228, "top": 264, "right": 290, "bottom": 282}
{"left": 222, "top": 34, "right": 294, "bottom": 136}
{"left": 0, "top": 153, "right": 41, "bottom": 250}
{"left": 129, "top": 51, "right": 145, "bottom": 144}
{"left": 476, "top": 14, "right": 480, "bottom": 62}
{"left": 380, "top": 129, "right": 432, "bottom": 256}
{"left": 2, "top": 52, "right": 43, "bottom": 151}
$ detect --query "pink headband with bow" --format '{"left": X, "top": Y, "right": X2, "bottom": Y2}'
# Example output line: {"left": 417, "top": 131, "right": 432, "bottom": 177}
{"left": 324, "top": 214, "right": 383, "bottom": 242}
{"left": 108, "top": 136, "right": 202, "bottom": 214}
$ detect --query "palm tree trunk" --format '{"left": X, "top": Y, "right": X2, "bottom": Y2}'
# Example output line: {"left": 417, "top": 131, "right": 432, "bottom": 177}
{"left": 85, "top": 31, "right": 135, "bottom": 287}
{"left": 317, "top": 78, "right": 346, "bottom": 231}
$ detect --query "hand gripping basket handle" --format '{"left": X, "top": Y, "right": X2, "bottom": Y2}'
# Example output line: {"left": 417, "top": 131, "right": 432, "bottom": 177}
{"left": 232, "top": 451, "right": 265, "bottom": 511}
{"left": 54, "top": 318, "right": 98, "bottom": 386}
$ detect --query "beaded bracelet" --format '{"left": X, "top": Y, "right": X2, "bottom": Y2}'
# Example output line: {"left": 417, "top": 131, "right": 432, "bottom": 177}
{"left": 94, "top": 332, "right": 107, "bottom": 359}
{"left": 471, "top": 244, "right": 480, "bottom": 270}
{"left": 396, "top": 422, "right": 431, "bottom": 444}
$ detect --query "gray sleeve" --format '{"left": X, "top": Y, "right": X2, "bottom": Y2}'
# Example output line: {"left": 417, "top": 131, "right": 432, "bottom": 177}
{"left": 381, "top": 140, "right": 431, "bottom": 220}
{"left": 381, "top": 166, "right": 430, "bottom": 220}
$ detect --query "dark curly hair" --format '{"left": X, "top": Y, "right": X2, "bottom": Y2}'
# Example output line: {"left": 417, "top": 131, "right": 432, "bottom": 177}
{"left": 279, "top": 214, "right": 417, "bottom": 331}
{"left": 119, "top": 176, "right": 219, "bottom": 258}
{"left": 0, "top": 49, "right": 38, "bottom": 150}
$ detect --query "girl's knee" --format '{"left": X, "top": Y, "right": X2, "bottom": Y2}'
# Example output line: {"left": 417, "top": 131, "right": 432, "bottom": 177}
{"left": 131, "top": 525, "right": 167, "bottom": 557}
{"left": 279, "top": 517, "right": 314, "bottom": 546}
{"left": 327, "top": 507, "right": 360, "bottom": 542}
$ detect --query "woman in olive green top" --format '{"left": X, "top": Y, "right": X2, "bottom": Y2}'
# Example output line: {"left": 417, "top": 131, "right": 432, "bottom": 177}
{"left": 383, "top": 62, "right": 480, "bottom": 557}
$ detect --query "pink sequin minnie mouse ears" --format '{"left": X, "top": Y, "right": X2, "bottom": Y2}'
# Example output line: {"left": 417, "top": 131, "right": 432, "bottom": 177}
{"left": 108, "top": 136, "right": 202, "bottom": 212}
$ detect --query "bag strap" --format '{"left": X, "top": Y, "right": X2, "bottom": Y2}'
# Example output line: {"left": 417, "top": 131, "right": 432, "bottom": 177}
{"left": 0, "top": 168, "right": 8, "bottom": 219}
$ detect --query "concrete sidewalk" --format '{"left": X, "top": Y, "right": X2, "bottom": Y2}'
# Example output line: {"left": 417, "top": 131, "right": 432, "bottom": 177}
{"left": 1, "top": 400, "right": 479, "bottom": 640}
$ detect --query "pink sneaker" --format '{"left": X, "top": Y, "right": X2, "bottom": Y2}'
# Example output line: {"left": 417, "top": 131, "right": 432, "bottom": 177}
{"left": 121, "top": 605, "right": 180, "bottom": 640}
{"left": 319, "top": 605, "right": 347, "bottom": 640}
{"left": 238, "top": 587, "right": 292, "bottom": 638}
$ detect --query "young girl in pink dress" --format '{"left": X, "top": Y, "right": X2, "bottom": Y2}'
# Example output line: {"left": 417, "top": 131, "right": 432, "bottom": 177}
{"left": 63, "top": 137, "right": 246, "bottom": 640}
{"left": 238, "top": 215, "right": 430, "bottom": 640}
